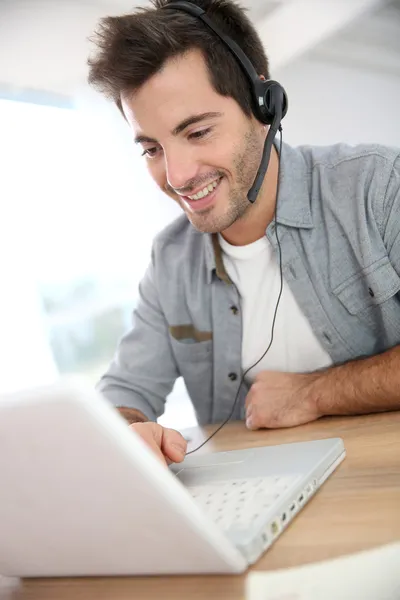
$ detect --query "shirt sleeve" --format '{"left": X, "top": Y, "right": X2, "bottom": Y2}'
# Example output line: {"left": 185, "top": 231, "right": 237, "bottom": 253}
{"left": 96, "top": 246, "right": 179, "bottom": 421}
{"left": 382, "top": 152, "right": 400, "bottom": 274}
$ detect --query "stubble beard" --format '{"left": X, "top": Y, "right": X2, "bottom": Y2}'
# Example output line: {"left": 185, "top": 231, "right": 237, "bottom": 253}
{"left": 182, "top": 128, "right": 263, "bottom": 234}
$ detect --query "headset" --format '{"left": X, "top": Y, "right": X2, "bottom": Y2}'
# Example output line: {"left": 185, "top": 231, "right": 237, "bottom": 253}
{"left": 163, "top": 1, "right": 288, "bottom": 203}
{"left": 162, "top": 1, "right": 287, "bottom": 453}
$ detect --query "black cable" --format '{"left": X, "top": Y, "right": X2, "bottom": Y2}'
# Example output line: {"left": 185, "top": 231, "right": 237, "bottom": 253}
{"left": 186, "top": 126, "right": 284, "bottom": 455}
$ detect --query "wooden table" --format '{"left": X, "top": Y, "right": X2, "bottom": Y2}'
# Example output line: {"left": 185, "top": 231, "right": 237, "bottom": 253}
{"left": 3, "top": 412, "right": 400, "bottom": 600}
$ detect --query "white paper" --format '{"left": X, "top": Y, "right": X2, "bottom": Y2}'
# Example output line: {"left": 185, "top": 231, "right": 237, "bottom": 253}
{"left": 0, "top": 575, "right": 20, "bottom": 599}
{"left": 246, "top": 542, "right": 400, "bottom": 600}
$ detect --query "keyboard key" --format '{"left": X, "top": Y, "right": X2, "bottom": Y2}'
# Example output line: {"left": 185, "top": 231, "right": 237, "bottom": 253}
{"left": 187, "top": 474, "right": 300, "bottom": 533}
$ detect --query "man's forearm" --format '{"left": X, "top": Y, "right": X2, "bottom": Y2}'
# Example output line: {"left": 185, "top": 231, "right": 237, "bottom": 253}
{"left": 117, "top": 407, "right": 149, "bottom": 424}
{"left": 312, "top": 345, "right": 400, "bottom": 417}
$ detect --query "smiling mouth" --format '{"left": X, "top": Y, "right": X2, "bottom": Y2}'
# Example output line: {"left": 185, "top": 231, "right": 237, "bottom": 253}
{"left": 177, "top": 177, "right": 223, "bottom": 213}
{"left": 184, "top": 177, "right": 222, "bottom": 201}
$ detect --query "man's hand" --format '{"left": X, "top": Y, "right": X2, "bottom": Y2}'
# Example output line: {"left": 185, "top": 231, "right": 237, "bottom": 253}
{"left": 129, "top": 422, "right": 187, "bottom": 466}
{"left": 245, "top": 371, "right": 321, "bottom": 430}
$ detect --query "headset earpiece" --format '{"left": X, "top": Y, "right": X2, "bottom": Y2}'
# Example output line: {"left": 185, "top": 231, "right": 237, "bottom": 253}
{"left": 254, "top": 80, "right": 288, "bottom": 125}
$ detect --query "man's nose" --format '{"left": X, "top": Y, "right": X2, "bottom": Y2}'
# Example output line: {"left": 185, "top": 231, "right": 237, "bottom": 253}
{"left": 164, "top": 147, "right": 199, "bottom": 193}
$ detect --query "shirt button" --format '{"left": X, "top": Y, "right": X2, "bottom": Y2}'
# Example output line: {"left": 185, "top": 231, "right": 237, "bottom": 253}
{"left": 230, "top": 305, "right": 239, "bottom": 315}
{"left": 228, "top": 372, "right": 238, "bottom": 381}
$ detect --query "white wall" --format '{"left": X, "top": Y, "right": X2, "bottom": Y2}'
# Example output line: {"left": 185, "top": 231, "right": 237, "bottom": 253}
{"left": 0, "top": 1, "right": 95, "bottom": 95}
{"left": 0, "top": 0, "right": 142, "bottom": 95}
{"left": 277, "top": 57, "right": 400, "bottom": 147}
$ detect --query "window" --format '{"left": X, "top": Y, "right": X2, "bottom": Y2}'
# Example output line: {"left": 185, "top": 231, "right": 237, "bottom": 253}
{"left": 0, "top": 96, "right": 197, "bottom": 427}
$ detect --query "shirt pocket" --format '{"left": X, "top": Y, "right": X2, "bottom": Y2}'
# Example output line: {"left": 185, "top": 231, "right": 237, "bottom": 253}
{"left": 169, "top": 333, "right": 213, "bottom": 425}
{"left": 332, "top": 257, "right": 400, "bottom": 315}
{"left": 169, "top": 324, "right": 212, "bottom": 343}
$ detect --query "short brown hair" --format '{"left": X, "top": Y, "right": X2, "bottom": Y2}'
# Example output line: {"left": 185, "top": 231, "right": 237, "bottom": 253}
{"left": 87, "top": 0, "right": 270, "bottom": 117}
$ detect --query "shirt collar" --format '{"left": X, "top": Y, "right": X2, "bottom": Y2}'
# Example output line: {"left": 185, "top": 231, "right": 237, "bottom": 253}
{"left": 204, "top": 232, "right": 230, "bottom": 284}
{"left": 274, "top": 140, "right": 313, "bottom": 229}
{"left": 204, "top": 140, "right": 313, "bottom": 283}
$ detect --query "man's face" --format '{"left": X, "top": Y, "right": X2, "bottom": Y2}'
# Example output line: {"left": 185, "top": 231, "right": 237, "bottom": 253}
{"left": 121, "top": 49, "right": 264, "bottom": 234}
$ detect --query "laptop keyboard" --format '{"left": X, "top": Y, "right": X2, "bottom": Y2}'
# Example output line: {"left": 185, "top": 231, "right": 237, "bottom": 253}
{"left": 188, "top": 475, "right": 301, "bottom": 532}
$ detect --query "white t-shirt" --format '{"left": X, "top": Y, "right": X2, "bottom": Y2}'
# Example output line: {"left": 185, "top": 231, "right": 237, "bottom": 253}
{"left": 218, "top": 234, "right": 332, "bottom": 383}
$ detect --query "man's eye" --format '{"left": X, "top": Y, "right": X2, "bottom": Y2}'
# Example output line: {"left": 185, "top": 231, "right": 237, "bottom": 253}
{"left": 189, "top": 128, "right": 211, "bottom": 140}
{"left": 141, "top": 147, "right": 159, "bottom": 158}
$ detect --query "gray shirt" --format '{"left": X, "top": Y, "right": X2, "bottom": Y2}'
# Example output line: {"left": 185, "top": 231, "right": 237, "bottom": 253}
{"left": 97, "top": 141, "right": 400, "bottom": 425}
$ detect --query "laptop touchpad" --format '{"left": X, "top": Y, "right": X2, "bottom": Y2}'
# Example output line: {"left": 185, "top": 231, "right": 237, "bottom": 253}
{"left": 175, "top": 461, "right": 247, "bottom": 486}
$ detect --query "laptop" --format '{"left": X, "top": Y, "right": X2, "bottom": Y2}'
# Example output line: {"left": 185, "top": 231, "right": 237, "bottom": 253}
{"left": 0, "top": 377, "right": 345, "bottom": 577}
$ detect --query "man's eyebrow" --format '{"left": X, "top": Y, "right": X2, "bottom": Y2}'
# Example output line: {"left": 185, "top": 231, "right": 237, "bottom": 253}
{"left": 134, "top": 134, "right": 157, "bottom": 145}
{"left": 172, "top": 111, "right": 223, "bottom": 136}
{"left": 134, "top": 111, "right": 223, "bottom": 145}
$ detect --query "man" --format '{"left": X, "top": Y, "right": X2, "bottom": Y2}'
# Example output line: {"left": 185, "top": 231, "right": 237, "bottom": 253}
{"left": 88, "top": 0, "right": 400, "bottom": 466}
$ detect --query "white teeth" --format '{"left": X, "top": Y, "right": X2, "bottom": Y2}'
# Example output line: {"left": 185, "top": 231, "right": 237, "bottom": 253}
{"left": 188, "top": 178, "right": 220, "bottom": 200}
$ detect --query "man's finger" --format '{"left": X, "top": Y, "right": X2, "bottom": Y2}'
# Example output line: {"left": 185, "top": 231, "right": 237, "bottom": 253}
{"left": 244, "top": 387, "right": 254, "bottom": 410}
{"left": 246, "top": 400, "right": 258, "bottom": 429}
{"left": 161, "top": 428, "right": 187, "bottom": 463}
{"left": 129, "top": 423, "right": 168, "bottom": 466}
